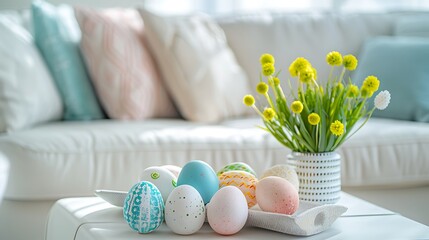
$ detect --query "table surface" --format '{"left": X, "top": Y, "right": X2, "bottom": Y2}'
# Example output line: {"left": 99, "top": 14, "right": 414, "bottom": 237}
{"left": 46, "top": 192, "right": 429, "bottom": 240}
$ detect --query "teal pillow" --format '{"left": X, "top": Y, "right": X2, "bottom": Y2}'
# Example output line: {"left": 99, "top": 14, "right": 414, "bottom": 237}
{"left": 353, "top": 36, "right": 429, "bottom": 122}
{"left": 32, "top": 0, "right": 104, "bottom": 120}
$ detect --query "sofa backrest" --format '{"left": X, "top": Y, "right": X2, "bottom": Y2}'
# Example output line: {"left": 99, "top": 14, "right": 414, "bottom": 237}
{"left": 217, "top": 11, "right": 429, "bottom": 93}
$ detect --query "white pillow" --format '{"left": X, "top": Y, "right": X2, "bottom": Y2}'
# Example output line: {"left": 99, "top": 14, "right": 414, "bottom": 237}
{"left": 0, "top": 16, "right": 63, "bottom": 132}
{"left": 139, "top": 9, "right": 251, "bottom": 123}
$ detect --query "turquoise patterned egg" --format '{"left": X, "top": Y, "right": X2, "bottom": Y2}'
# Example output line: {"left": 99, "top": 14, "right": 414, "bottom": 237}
{"left": 123, "top": 181, "right": 164, "bottom": 233}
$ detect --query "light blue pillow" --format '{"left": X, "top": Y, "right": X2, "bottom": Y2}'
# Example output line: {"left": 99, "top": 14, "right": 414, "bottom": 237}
{"left": 353, "top": 36, "right": 429, "bottom": 122}
{"left": 32, "top": 0, "right": 104, "bottom": 120}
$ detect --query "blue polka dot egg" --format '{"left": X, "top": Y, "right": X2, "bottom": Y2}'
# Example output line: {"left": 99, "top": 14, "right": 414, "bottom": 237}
{"left": 123, "top": 181, "right": 164, "bottom": 233}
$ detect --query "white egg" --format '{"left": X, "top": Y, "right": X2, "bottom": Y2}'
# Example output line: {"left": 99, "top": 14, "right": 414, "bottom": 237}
{"left": 165, "top": 185, "right": 205, "bottom": 235}
{"left": 207, "top": 186, "right": 248, "bottom": 235}
{"left": 261, "top": 164, "right": 300, "bottom": 191}
{"left": 139, "top": 166, "right": 177, "bottom": 203}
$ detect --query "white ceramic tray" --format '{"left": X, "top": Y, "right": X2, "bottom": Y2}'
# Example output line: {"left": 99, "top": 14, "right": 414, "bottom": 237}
{"left": 95, "top": 189, "right": 347, "bottom": 236}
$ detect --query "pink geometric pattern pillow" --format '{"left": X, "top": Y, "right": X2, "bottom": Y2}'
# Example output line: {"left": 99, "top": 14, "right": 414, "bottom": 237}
{"left": 75, "top": 7, "right": 177, "bottom": 120}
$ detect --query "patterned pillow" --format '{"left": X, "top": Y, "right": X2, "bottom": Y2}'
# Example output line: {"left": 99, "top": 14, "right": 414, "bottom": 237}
{"left": 139, "top": 9, "right": 251, "bottom": 123}
{"left": 75, "top": 7, "right": 178, "bottom": 120}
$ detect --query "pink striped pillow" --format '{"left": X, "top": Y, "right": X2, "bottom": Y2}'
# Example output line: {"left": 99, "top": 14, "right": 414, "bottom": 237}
{"left": 75, "top": 7, "right": 177, "bottom": 120}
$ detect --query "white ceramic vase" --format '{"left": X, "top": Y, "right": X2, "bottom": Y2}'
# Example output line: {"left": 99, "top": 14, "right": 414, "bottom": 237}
{"left": 287, "top": 152, "right": 341, "bottom": 204}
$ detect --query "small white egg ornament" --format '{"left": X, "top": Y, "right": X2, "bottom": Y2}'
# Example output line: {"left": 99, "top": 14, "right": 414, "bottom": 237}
{"left": 123, "top": 181, "right": 164, "bottom": 233}
{"left": 261, "top": 164, "right": 300, "bottom": 191}
{"left": 139, "top": 166, "right": 177, "bottom": 203}
{"left": 207, "top": 186, "right": 248, "bottom": 235}
{"left": 165, "top": 185, "right": 206, "bottom": 235}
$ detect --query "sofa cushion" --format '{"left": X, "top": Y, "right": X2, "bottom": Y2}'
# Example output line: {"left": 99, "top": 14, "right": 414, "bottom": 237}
{"left": 394, "top": 16, "right": 429, "bottom": 37}
{"left": 32, "top": 0, "right": 105, "bottom": 120}
{"left": 0, "top": 16, "right": 63, "bottom": 132}
{"left": 1, "top": 117, "right": 429, "bottom": 200}
{"left": 139, "top": 9, "right": 252, "bottom": 123}
{"left": 74, "top": 7, "right": 178, "bottom": 120}
{"left": 353, "top": 36, "right": 429, "bottom": 122}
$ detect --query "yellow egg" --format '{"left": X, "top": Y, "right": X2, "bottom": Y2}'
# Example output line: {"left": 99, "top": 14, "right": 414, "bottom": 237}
{"left": 218, "top": 171, "right": 257, "bottom": 208}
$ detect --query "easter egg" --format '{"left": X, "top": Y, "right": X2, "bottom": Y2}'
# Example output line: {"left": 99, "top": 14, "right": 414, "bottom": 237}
{"left": 260, "top": 164, "right": 299, "bottom": 191}
{"left": 139, "top": 166, "right": 177, "bottom": 202}
{"left": 161, "top": 165, "right": 182, "bottom": 178}
{"left": 218, "top": 170, "right": 257, "bottom": 208}
{"left": 217, "top": 162, "right": 257, "bottom": 177}
{"left": 123, "top": 181, "right": 164, "bottom": 233}
{"left": 207, "top": 186, "right": 248, "bottom": 235}
{"left": 165, "top": 185, "right": 205, "bottom": 235}
{"left": 177, "top": 160, "right": 219, "bottom": 204}
{"left": 256, "top": 176, "right": 299, "bottom": 215}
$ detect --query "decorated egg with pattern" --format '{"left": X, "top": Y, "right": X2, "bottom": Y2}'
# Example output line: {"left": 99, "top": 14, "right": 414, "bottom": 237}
{"left": 139, "top": 166, "right": 177, "bottom": 203}
{"left": 218, "top": 170, "right": 257, "bottom": 208}
{"left": 165, "top": 185, "right": 206, "bottom": 235}
{"left": 217, "top": 162, "right": 257, "bottom": 177}
{"left": 123, "top": 181, "right": 164, "bottom": 233}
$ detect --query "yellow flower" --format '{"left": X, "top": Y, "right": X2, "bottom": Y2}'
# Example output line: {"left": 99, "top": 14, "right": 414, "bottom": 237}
{"left": 346, "top": 84, "right": 359, "bottom": 98}
{"left": 330, "top": 120, "right": 344, "bottom": 136}
{"left": 243, "top": 95, "right": 255, "bottom": 106}
{"left": 263, "top": 108, "right": 276, "bottom": 121}
{"left": 326, "top": 51, "right": 343, "bottom": 66}
{"left": 289, "top": 57, "right": 311, "bottom": 77}
{"left": 362, "top": 75, "right": 380, "bottom": 93}
{"left": 256, "top": 82, "right": 269, "bottom": 94}
{"left": 291, "top": 101, "right": 303, "bottom": 114}
{"left": 260, "top": 53, "right": 275, "bottom": 65}
{"left": 262, "top": 63, "right": 275, "bottom": 76}
{"left": 299, "top": 67, "right": 315, "bottom": 84}
{"left": 343, "top": 54, "right": 358, "bottom": 71}
{"left": 360, "top": 86, "right": 373, "bottom": 98}
{"left": 273, "top": 77, "right": 280, "bottom": 86}
{"left": 308, "top": 113, "right": 320, "bottom": 125}
{"left": 335, "top": 82, "right": 344, "bottom": 92}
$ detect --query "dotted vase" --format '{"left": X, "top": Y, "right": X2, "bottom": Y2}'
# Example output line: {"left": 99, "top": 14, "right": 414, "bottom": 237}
{"left": 287, "top": 152, "right": 341, "bottom": 204}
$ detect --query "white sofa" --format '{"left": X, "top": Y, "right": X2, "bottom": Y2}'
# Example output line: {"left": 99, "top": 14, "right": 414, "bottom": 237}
{"left": 1, "top": 8, "right": 429, "bottom": 240}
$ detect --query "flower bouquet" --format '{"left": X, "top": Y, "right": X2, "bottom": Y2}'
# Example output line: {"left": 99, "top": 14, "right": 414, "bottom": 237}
{"left": 243, "top": 51, "right": 391, "bottom": 203}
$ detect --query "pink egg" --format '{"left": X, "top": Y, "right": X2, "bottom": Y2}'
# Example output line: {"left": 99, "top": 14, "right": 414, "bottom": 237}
{"left": 255, "top": 176, "right": 299, "bottom": 215}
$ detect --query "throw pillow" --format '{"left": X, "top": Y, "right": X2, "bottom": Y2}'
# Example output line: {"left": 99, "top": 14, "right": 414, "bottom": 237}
{"left": 0, "top": 16, "right": 63, "bottom": 132}
{"left": 353, "top": 36, "right": 429, "bottom": 122}
{"left": 32, "top": 0, "right": 105, "bottom": 120}
{"left": 74, "top": 7, "right": 178, "bottom": 120}
{"left": 139, "top": 9, "right": 251, "bottom": 123}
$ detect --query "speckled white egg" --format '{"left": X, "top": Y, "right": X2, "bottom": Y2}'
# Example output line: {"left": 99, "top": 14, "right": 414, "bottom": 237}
{"left": 123, "top": 181, "right": 164, "bottom": 233}
{"left": 207, "top": 186, "right": 248, "bottom": 235}
{"left": 218, "top": 170, "right": 257, "bottom": 208}
{"left": 165, "top": 185, "right": 206, "bottom": 235}
{"left": 139, "top": 166, "right": 177, "bottom": 203}
{"left": 261, "top": 164, "right": 299, "bottom": 191}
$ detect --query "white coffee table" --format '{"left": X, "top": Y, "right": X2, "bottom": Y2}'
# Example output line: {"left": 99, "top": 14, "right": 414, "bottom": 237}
{"left": 46, "top": 192, "right": 429, "bottom": 239}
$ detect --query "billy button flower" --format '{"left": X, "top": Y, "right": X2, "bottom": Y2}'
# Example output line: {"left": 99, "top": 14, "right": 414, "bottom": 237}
{"left": 256, "top": 82, "right": 269, "bottom": 95}
{"left": 273, "top": 77, "right": 280, "bottom": 86}
{"left": 362, "top": 75, "right": 380, "bottom": 93}
{"left": 360, "top": 87, "right": 373, "bottom": 98}
{"left": 308, "top": 113, "right": 321, "bottom": 125}
{"left": 346, "top": 84, "right": 359, "bottom": 98}
{"left": 243, "top": 94, "right": 255, "bottom": 106}
{"left": 330, "top": 120, "right": 344, "bottom": 136}
{"left": 291, "top": 101, "right": 304, "bottom": 114}
{"left": 343, "top": 54, "right": 358, "bottom": 71}
{"left": 326, "top": 51, "right": 343, "bottom": 66}
{"left": 289, "top": 57, "right": 311, "bottom": 77}
{"left": 260, "top": 53, "right": 275, "bottom": 65}
{"left": 263, "top": 108, "right": 276, "bottom": 121}
{"left": 262, "top": 63, "right": 275, "bottom": 76}
{"left": 299, "top": 67, "right": 315, "bottom": 84}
